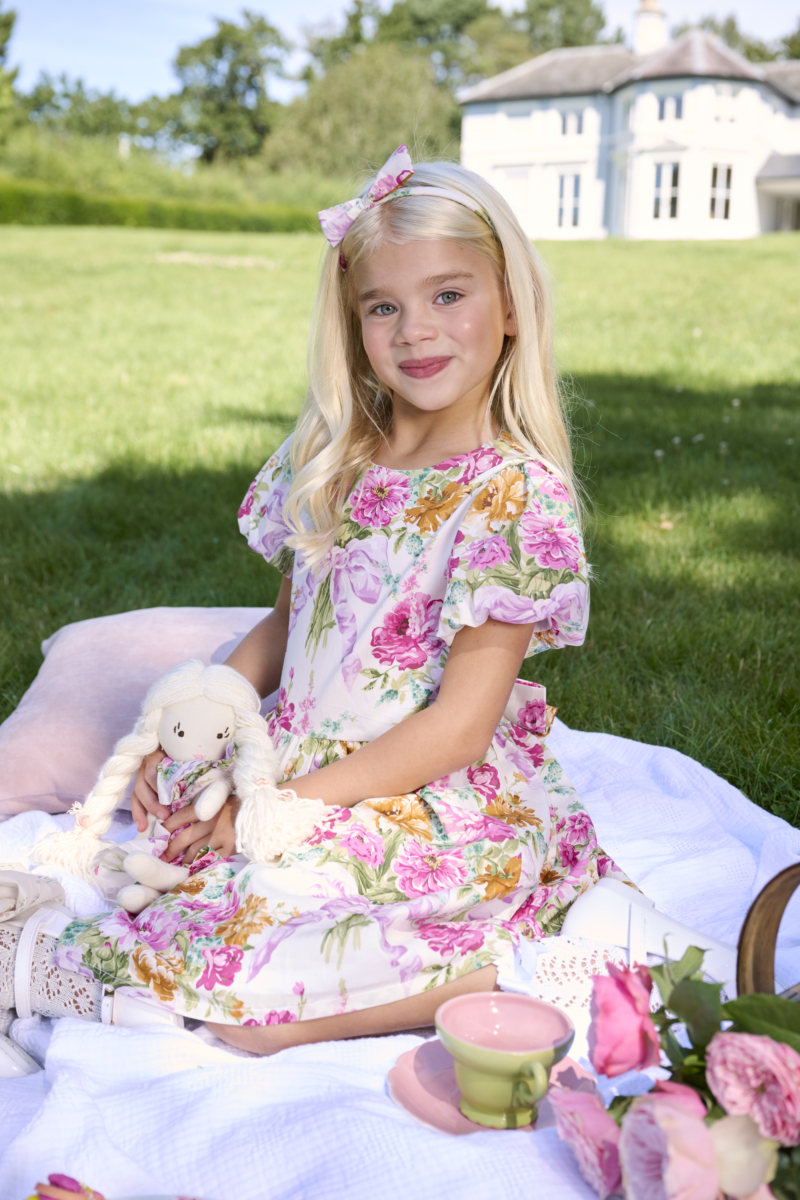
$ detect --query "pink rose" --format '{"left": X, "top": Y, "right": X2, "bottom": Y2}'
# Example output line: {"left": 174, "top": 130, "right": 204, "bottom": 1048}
{"left": 463, "top": 535, "right": 512, "bottom": 571}
{"left": 467, "top": 762, "right": 501, "bottom": 800}
{"left": 588, "top": 963, "right": 660, "bottom": 1078}
{"left": 550, "top": 1088, "right": 622, "bottom": 1200}
{"left": 349, "top": 466, "right": 410, "bottom": 528}
{"left": 619, "top": 1093, "right": 718, "bottom": 1200}
{"left": 370, "top": 593, "right": 444, "bottom": 669}
{"left": 519, "top": 509, "right": 581, "bottom": 572}
{"left": 197, "top": 944, "right": 244, "bottom": 990}
{"left": 238, "top": 479, "right": 257, "bottom": 519}
{"left": 244, "top": 1009, "right": 297, "bottom": 1026}
{"left": 394, "top": 840, "right": 468, "bottom": 897}
{"left": 706, "top": 1031, "right": 800, "bottom": 1146}
{"left": 516, "top": 697, "right": 546, "bottom": 733}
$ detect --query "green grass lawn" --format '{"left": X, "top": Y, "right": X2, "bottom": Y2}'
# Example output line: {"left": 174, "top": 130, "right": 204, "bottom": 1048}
{"left": 1, "top": 226, "right": 798, "bottom": 825}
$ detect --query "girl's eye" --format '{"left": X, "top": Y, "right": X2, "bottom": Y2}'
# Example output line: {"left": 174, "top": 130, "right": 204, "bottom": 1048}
{"left": 371, "top": 303, "right": 397, "bottom": 316}
{"left": 436, "top": 291, "right": 461, "bottom": 305}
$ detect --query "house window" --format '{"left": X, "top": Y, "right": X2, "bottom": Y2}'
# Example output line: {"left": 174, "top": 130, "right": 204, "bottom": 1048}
{"left": 561, "top": 111, "right": 583, "bottom": 135}
{"left": 558, "top": 174, "right": 580, "bottom": 227}
{"left": 710, "top": 164, "right": 732, "bottom": 219}
{"left": 658, "top": 96, "right": 683, "bottom": 120}
{"left": 561, "top": 112, "right": 568, "bottom": 135}
{"left": 654, "top": 162, "right": 679, "bottom": 219}
{"left": 576, "top": 110, "right": 584, "bottom": 134}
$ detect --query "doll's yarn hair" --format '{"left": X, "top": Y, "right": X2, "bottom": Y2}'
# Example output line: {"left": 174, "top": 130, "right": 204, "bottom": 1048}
{"left": 33, "top": 659, "right": 276, "bottom": 882}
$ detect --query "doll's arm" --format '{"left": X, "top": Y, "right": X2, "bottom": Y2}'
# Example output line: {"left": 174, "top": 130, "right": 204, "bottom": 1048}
{"left": 194, "top": 768, "right": 234, "bottom": 821}
{"left": 290, "top": 616, "right": 535, "bottom": 808}
{"left": 224, "top": 573, "right": 293, "bottom": 697}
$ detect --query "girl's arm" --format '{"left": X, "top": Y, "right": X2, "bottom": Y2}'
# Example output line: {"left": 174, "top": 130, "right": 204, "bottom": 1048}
{"left": 291, "top": 616, "right": 535, "bottom": 806}
{"left": 132, "top": 575, "right": 293, "bottom": 831}
{"left": 223, "top": 573, "right": 293, "bottom": 696}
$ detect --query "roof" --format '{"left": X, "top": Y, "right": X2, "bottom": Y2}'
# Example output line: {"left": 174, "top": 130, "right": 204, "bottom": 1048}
{"left": 459, "top": 30, "right": 799, "bottom": 107}
{"left": 757, "top": 153, "right": 800, "bottom": 181}
{"left": 762, "top": 61, "right": 800, "bottom": 105}
{"left": 606, "top": 30, "right": 765, "bottom": 90}
{"left": 458, "top": 45, "right": 635, "bottom": 103}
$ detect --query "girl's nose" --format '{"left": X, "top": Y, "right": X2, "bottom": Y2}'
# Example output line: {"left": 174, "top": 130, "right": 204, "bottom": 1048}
{"left": 395, "top": 307, "right": 437, "bottom": 344}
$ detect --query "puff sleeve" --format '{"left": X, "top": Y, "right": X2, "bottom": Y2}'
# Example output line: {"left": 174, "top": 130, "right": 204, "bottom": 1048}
{"left": 237, "top": 434, "right": 295, "bottom": 577}
{"left": 438, "top": 459, "right": 589, "bottom": 656}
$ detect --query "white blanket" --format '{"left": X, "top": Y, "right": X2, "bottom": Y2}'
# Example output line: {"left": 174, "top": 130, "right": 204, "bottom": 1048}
{"left": 1, "top": 720, "right": 799, "bottom": 1200}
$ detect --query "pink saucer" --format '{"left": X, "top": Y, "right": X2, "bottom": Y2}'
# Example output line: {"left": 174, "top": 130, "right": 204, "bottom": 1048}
{"left": 387, "top": 1037, "right": 598, "bottom": 1136}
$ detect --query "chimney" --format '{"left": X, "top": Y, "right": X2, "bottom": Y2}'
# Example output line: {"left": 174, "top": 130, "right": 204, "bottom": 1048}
{"left": 633, "top": 0, "right": 667, "bottom": 55}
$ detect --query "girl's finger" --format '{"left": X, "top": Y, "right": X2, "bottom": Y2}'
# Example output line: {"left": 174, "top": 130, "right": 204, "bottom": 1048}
{"left": 164, "top": 820, "right": 215, "bottom": 861}
{"left": 163, "top": 804, "right": 199, "bottom": 833}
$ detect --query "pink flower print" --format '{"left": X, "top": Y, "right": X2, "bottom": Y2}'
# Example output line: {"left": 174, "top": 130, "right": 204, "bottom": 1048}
{"left": 238, "top": 479, "right": 257, "bottom": 519}
{"left": 519, "top": 510, "right": 581, "bottom": 572}
{"left": 197, "top": 944, "right": 244, "bottom": 990}
{"left": 467, "top": 762, "right": 501, "bottom": 801}
{"left": 135, "top": 905, "right": 184, "bottom": 952}
{"left": 447, "top": 529, "right": 465, "bottom": 577}
{"left": 416, "top": 921, "right": 487, "bottom": 956}
{"left": 438, "top": 446, "right": 504, "bottom": 483}
{"left": 464, "top": 535, "right": 512, "bottom": 571}
{"left": 99, "top": 907, "right": 142, "bottom": 951}
{"left": 565, "top": 811, "right": 594, "bottom": 844}
{"left": 349, "top": 467, "right": 410, "bottom": 529}
{"left": 307, "top": 807, "right": 350, "bottom": 846}
{"left": 244, "top": 1009, "right": 297, "bottom": 1026}
{"left": 435, "top": 799, "right": 511, "bottom": 845}
{"left": 516, "top": 698, "right": 546, "bottom": 734}
{"left": 54, "top": 944, "right": 96, "bottom": 980}
{"left": 293, "top": 981, "right": 305, "bottom": 996}
{"left": 505, "top": 723, "right": 545, "bottom": 769}
{"left": 394, "top": 840, "right": 468, "bottom": 897}
{"left": 558, "top": 839, "right": 580, "bottom": 871}
{"left": 268, "top": 686, "right": 296, "bottom": 738}
{"left": 338, "top": 824, "right": 386, "bottom": 867}
{"left": 370, "top": 593, "right": 444, "bottom": 669}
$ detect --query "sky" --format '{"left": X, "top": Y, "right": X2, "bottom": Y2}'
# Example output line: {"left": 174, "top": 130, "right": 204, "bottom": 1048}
{"left": 8, "top": 0, "right": 799, "bottom": 104}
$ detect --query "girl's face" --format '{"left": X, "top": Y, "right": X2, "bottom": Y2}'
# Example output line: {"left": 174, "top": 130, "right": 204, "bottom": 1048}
{"left": 355, "top": 238, "right": 515, "bottom": 422}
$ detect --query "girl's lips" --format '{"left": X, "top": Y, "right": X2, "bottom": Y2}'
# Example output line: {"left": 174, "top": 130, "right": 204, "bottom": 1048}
{"left": 398, "top": 356, "right": 452, "bottom": 379}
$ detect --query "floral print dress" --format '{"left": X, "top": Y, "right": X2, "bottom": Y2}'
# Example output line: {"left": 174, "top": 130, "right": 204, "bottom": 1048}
{"left": 56, "top": 432, "right": 621, "bottom": 1027}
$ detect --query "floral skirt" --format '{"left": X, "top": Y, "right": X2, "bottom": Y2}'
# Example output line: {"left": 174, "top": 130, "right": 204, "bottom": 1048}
{"left": 56, "top": 714, "right": 620, "bottom": 1026}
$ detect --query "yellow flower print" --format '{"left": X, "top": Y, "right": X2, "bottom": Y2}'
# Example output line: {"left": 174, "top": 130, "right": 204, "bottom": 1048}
{"left": 475, "top": 855, "right": 522, "bottom": 900}
{"left": 485, "top": 796, "right": 543, "bottom": 829}
{"left": 404, "top": 481, "right": 469, "bottom": 534}
{"left": 363, "top": 795, "right": 434, "bottom": 841}
{"left": 215, "top": 894, "right": 274, "bottom": 946}
{"left": 469, "top": 468, "right": 527, "bottom": 528}
{"left": 131, "top": 945, "right": 185, "bottom": 1004}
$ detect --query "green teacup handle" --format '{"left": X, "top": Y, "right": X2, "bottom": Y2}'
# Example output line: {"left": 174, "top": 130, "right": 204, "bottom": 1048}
{"left": 511, "top": 1060, "right": 549, "bottom": 1109}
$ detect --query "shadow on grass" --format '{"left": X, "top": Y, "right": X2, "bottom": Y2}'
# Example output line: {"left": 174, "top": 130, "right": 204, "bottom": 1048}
{"left": 1, "top": 371, "right": 799, "bottom": 824}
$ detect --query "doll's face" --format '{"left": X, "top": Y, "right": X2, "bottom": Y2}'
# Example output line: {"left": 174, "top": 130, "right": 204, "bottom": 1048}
{"left": 158, "top": 696, "right": 236, "bottom": 762}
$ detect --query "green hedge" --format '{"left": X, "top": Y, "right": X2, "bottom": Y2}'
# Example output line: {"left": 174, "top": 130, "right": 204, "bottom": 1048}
{"left": 0, "top": 176, "right": 317, "bottom": 232}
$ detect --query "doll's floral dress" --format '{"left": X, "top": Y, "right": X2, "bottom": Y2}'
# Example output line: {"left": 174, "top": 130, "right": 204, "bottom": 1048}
{"left": 57, "top": 433, "right": 623, "bottom": 1026}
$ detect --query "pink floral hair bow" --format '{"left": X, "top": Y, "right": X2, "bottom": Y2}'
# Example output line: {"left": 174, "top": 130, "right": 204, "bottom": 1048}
{"left": 318, "top": 145, "right": 414, "bottom": 248}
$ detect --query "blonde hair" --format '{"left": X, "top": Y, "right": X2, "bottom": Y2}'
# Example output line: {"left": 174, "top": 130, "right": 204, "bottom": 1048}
{"left": 284, "top": 159, "right": 575, "bottom": 570}
{"left": 33, "top": 660, "right": 325, "bottom": 880}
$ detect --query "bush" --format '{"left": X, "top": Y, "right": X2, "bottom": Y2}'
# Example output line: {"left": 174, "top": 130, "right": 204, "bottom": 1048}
{"left": 0, "top": 175, "right": 317, "bottom": 231}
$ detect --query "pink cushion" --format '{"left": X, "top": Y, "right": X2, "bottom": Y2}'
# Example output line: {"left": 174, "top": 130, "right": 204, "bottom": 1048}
{"left": 0, "top": 607, "right": 269, "bottom": 817}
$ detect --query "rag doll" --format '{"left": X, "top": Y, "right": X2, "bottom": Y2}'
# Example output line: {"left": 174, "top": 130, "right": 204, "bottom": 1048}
{"left": 33, "top": 659, "right": 326, "bottom": 910}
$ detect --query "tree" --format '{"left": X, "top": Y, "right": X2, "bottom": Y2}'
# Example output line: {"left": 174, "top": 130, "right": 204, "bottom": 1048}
{"left": 306, "top": 0, "right": 380, "bottom": 75}
{"left": 23, "top": 72, "right": 133, "bottom": 137}
{"left": 0, "top": 1, "right": 19, "bottom": 138}
{"left": 376, "top": 0, "right": 494, "bottom": 86}
{"left": 780, "top": 19, "right": 800, "bottom": 59}
{"left": 263, "top": 41, "right": 457, "bottom": 177}
{"left": 460, "top": 9, "right": 532, "bottom": 82}
{"left": 155, "top": 10, "right": 290, "bottom": 162}
{"left": 520, "top": 0, "right": 607, "bottom": 55}
{"left": 672, "top": 14, "right": 778, "bottom": 63}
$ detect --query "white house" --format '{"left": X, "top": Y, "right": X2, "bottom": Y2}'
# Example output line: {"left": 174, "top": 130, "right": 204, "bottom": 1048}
{"left": 458, "top": 0, "right": 800, "bottom": 239}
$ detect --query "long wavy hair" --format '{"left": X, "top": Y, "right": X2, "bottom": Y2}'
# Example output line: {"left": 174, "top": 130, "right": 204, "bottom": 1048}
{"left": 284, "top": 160, "right": 575, "bottom": 570}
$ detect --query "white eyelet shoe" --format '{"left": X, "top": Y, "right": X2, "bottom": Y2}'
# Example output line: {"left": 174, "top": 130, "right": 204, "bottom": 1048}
{"left": 561, "top": 877, "right": 738, "bottom": 995}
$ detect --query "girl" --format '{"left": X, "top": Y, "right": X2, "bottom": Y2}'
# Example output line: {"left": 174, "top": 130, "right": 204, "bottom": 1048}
{"left": 6, "top": 148, "right": 628, "bottom": 1052}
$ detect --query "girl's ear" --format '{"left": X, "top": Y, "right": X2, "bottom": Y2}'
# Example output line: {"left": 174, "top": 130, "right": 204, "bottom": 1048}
{"left": 504, "top": 305, "right": 517, "bottom": 338}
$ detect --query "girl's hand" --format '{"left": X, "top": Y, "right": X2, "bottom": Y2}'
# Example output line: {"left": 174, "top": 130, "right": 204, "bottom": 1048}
{"left": 132, "top": 749, "right": 169, "bottom": 832}
{"left": 163, "top": 795, "right": 240, "bottom": 864}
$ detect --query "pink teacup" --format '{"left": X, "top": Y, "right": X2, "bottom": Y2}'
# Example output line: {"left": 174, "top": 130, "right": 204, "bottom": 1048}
{"left": 435, "top": 993, "right": 575, "bottom": 1129}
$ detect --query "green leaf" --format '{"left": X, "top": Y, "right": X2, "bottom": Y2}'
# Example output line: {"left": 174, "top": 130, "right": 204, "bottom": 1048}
{"left": 650, "top": 963, "right": 675, "bottom": 1007}
{"left": 723, "top": 994, "right": 800, "bottom": 1054}
{"left": 662, "top": 1026, "right": 687, "bottom": 1066}
{"left": 668, "top": 978, "right": 722, "bottom": 1050}
{"left": 669, "top": 945, "right": 706, "bottom": 985}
